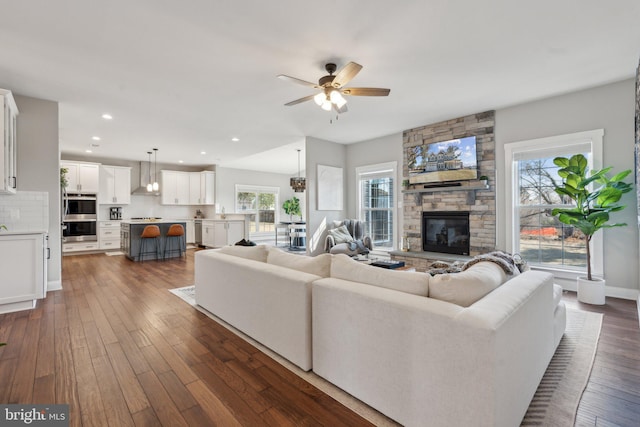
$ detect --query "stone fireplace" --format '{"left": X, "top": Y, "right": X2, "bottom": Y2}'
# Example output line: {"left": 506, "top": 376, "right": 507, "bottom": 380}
{"left": 392, "top": 111, "right": 497, "bottom": 270}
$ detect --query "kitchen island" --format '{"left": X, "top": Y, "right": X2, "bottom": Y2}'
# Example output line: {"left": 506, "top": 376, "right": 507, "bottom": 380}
{"left": 121, "top": 220, "right": 186, "bottom": 261}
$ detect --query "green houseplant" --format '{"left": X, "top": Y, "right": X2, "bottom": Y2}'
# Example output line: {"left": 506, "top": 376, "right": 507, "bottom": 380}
{"left": 551, "top": 154, "right": 632, "bottom": 303}
{"left": 282, "top": 196, "right": 302, "bottom": 222}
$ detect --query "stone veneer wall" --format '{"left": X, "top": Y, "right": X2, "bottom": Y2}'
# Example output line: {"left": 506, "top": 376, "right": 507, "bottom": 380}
{"left": 402, "top": 111, "right": 496, "bottom": 257}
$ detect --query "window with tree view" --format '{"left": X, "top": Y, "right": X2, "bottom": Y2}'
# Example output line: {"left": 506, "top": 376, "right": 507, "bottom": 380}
{"left": 358, "top": 162, "right": 396, "bottom": 251}
{"left": 516, "top": 154, "right": 589, "bottom": 269}
{"left": 236, "top": 186, "right": 278, "bottom": 236}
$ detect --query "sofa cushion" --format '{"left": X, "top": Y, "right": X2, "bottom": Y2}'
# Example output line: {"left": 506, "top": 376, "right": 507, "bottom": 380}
{"left": 553, "top": 284, "right": 563, "bottom": 308}
{"left": 267, "top": 247, "right": 331, "bottom": 278}
{"left": 218, "top": 245, "right": 269, "bottom": 263}
{"left": 327, "top": 224, "right": 354, "bottom": 244}
{"left": 330, "top": 254, "right": 429, "bottom": 296}
{"left": 428, "top": 261, "right": 508, "bottom": 307}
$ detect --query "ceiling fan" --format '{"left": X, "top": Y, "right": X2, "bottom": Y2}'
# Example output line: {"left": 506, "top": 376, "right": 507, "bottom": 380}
{"left": 278, "top": 62, "right": 390, "bottom": 114}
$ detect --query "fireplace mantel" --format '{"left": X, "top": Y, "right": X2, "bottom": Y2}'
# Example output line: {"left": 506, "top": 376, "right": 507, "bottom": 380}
{"left": 402, "top": 181, "right": 489, "bottom": 195}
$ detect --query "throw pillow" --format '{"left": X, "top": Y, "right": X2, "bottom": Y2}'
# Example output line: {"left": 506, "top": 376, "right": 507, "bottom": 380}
{"left": 218, "top": 245, "right": 269, "bottom": 263}
{"left": 428, "top": 261, "right": 508, "bottom": 307}
{"left": 330, "top": 254, "right": 429, "bottom": 296}
{"left": 328, "top": 225, "right": 354, "bottom": 244}
{"left": 267, "top": 247, "right": 332, "bottom": 277}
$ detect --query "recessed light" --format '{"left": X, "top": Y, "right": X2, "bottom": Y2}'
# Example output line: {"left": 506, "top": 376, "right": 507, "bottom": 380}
{"left": 201, "top": 151, "right": 206, "bottom": 155}
{"left": 85, "top": 149, "right": 92, "bottom": 153}
{"left": 92, "top": 136, "right": 101, "bottom": 141}
{"left": 102, "top": 113, "right": 113, "bottom": 120}
{"left": 178, "top": 160, "right": 184, "bottom": 163}
{"left": 231, "top": 137, "right": 239, "bottom": 142}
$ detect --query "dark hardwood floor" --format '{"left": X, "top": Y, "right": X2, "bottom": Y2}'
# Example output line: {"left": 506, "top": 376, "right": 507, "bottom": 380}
{"left": 0, "top": 250, "right": 638, "bottom": 426}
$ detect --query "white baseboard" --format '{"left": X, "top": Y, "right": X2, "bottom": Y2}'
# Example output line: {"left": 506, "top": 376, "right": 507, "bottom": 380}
{"left": 47, "top": 280, "right": 62, "bottom": 291}
{"left": 553, "top": 276, "right": 639, "bottom": 301}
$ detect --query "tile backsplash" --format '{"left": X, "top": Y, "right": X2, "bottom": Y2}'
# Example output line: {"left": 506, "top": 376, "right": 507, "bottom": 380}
{"left": 0, "top": 191, "right": 50, "bottom": 231}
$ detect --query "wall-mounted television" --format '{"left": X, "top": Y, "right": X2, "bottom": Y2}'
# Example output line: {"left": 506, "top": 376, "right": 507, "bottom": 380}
{"left": 407, "top": 136, "right": 478, "bottom": 184}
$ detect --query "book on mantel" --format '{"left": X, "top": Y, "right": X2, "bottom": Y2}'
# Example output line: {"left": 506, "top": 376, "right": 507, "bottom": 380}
{"left": 370, "top": 260, "right": 405, "bottom": 269}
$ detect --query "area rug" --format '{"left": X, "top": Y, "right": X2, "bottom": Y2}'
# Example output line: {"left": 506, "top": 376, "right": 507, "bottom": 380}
{"left": 169, "top": 286, "right": 602, "bottom": 426}
{"left": 521, "top": 308, "right": 602, "bottom": 426}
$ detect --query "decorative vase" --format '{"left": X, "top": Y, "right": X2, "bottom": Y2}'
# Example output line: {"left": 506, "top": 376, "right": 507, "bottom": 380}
{"left": 577, "top": 276, "right": 605, "bottom": 305}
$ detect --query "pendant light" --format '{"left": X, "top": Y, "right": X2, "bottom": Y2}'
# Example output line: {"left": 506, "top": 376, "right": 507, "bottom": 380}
{"left": 146, "top": 151, "right": 153, "bottom": 192}
{"left": 290, "top": 149, "right": 306, "bottom": 192}
{"left": 152, "top": 148, "right": 159, "bottom": 191}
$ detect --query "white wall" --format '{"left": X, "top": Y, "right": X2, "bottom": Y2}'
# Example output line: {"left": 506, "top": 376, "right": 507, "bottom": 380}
{"left": 14, "top": 95, "right": 61, "bottom": 289}
{"left": 495, "top": 78, "right": 638, "bottom": 296}
{"left": 305, "top": 136, "right": 347, "bottom": 256}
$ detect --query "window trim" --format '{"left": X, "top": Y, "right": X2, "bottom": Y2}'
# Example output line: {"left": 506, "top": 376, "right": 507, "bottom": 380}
{"left": 503, "top": 129, "right": 604, "bottom": 277}
{"left": 356, "top": 161, "right": 398, "bottom": 252}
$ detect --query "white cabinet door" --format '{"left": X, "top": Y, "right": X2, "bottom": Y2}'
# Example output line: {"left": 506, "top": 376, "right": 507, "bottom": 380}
{"left": 0, "top": 89, "right": 18, "bottom": 194}
{"left": 185, "top": 220, "right": 195, "bottom": 243}
{"left": 213, "top": 222, "right": 227, "bottom": 247}
{"left": 202, "top": 221, "right": 216, "bottom": 247}
{"left": 78, "top": 163, "right": 100, "bottom": 193}
{"left": 113, "top": 167, "right": 131, "bottom": 204}
{"left": 0, "top": 233, "right": 45, "bottom": 307}
{"left": 226, "top": 221, "right": 244, "bottom": 245}
{"left": 61, "top": 162, "right": 80, "bottom": 192}
{"left": 200, "top": 171, "right": 215, "bottom": 205}
{"left": 189, "top": 172, "right": 201, "bottom": 204}
{"left": 99, "top": 166, "right": 116, "bottom": 204}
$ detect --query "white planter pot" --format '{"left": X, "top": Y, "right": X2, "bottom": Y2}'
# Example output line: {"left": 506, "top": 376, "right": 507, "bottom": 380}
{"left": 577, "top": 276, "right": 606, "bottom": 305}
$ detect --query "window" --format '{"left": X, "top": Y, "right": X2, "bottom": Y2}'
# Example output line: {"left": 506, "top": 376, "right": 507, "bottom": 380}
{"left": 235, "top": 185, "right": 279, "bottom": 237}
{"left": 356, "top": 162, "right": 397, "bottom": 251}
{"left": 504, "top": 129, "right": 603, "bottom": 275}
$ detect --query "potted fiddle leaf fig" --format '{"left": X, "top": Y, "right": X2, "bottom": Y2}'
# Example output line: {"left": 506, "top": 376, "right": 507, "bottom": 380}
{"left": 551, "top": 154, "right": 632, "bottom": 304}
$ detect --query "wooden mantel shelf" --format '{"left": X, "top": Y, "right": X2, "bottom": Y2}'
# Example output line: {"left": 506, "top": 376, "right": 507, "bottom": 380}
{"left": 402, "top": 181, "right": 489, "bottom": 194}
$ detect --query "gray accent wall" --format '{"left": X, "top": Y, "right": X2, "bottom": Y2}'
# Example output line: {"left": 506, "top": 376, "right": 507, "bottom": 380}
{"left": 495, "top": 78, "right": 638, "bottom": 295}
{"left": 14, "top": 94, "right": 61, "bottom": 288}
{"left": 305, "top": 136, "right": 347, "bottom": 256}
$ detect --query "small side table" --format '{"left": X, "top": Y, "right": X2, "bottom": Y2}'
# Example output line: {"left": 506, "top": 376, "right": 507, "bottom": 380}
{"left": 288, "top": 223, "right": 306, "bottom": 251}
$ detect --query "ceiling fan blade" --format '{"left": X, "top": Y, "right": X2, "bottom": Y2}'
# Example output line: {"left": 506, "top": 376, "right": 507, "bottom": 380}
{"left": 331, "top": 62, "right": 363, "bottom": 88}
{"left": 284, "top": 94, "right": 316, "bottom": 106}
{"left": 277, "top": 75, "right": 320, "bottom": 88}
{"left": 342, "top": 87, "right": 390, "bottom": 97}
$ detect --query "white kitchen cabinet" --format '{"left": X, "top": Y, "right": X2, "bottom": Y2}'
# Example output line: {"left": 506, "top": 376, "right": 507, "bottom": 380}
{"left": 202, "top": 220, "right": 244, "bottom": 247}
{"left": 99, "top": 221, "right": 122, "bottom": 250}
{"left": 0, "top": 88, "right": 18, "bottom": 194}
{"left": 161, "top": 170, "right": 190, "bottom": 205}
{"left": 189, "top": 172, "right": 201, "bottom": 205}
{"left": 0, "top": 232, "right": 47, "bottom": 314}
{"left": 200, "top": 171, "right": 215, "bottom": 205}
{"left": 99, "top": 165, "right": 131, "bottom": 205}
{"left": 63, "top": 241, "right": 99, "bottom": 253}
{"left": 184, "top": 219, "right": 195, "bottom": 244}
{"left": 61, "top": 161, "right": 100, "bottom": 194}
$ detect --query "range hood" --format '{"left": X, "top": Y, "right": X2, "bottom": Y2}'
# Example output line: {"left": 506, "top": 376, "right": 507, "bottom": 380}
{"left": 132, "top": 161, "right": 160, "bottom": 196}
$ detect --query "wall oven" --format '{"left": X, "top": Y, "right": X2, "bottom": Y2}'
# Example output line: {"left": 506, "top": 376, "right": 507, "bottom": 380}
{"left": 63, "top": 194, "right": 97, "bottom": 242}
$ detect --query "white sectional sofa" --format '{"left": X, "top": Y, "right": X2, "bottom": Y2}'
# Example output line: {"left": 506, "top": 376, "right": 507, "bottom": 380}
{"left": 194, "top": 246, "right": 566, "bottom": 427}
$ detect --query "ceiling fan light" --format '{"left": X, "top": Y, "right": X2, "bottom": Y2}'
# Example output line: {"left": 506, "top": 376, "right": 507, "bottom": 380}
{"left": 330, "top": 90, "right": 345, "bottom": 104}
{"left": 321, "top": 100, "right": 332, "bottom": 111}
{"left": 152, "top": 182, "right": 159, "bottom": 191}
{"left": 314, "top": 92, "right": 325, "bottom": 106}
{"left": 146, "top": 183, "right": 153, "bottom": 192}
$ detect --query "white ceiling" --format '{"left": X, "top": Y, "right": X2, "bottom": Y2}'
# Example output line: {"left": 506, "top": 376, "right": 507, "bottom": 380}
{"left": 1, "top": 1, "right": 639, "bottom": 175}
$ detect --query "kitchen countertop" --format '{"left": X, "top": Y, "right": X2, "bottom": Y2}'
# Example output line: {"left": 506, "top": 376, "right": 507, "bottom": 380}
{"left": 120, "top": 219, "right": 187, "bottom": 225}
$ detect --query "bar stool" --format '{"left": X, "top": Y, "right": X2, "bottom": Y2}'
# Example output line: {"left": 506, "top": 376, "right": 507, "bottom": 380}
{"left": 139, "top": 225, "right": 161, "bottom": 261}
{"left": 164, "top": 224, "right": 185, "bottom": 260}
